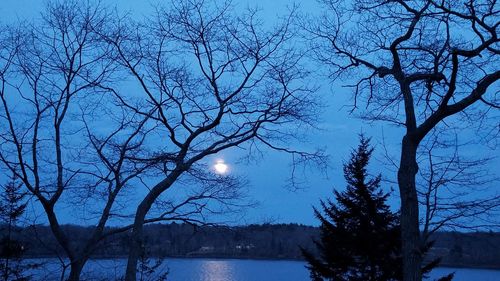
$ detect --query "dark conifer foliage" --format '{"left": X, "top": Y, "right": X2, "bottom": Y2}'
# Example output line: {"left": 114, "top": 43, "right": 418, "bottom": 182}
{"left": 302, "top": 136, "right": 402, "bottom": 281}
{"left": 0, "top": 176, "right": 32, "bottom": 281}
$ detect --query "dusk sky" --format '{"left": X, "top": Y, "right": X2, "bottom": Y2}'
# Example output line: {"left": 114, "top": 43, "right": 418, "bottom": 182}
{"left": 1, "top": 0, "right": 497, "bottom": 227}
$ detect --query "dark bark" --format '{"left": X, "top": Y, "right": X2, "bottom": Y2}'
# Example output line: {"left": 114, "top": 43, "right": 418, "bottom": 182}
{"left": 398, "top": 135, "right": 422, "bottom": 281}
{"left": 125, "top": 203, "right": 148, "bottom": 281}
{"left": 67, "top": 261, "right": 85, "bottom": 281}
{"left": 125, "top": 171, "right": 183, "bottom": 281}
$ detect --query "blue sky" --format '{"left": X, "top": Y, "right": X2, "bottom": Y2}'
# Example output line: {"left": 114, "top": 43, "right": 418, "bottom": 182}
{"left": 1, "top": 0, "right": 497, "bottom": 227}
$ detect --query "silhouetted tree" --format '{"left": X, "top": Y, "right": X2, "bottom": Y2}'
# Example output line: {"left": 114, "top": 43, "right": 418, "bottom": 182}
{"left": 99, "top": 1, "right": 324, "bottom": 279}
{"left": 309, "top": 1, "right": 499, "bottom": 280}
{"left": 0, "top": 176, "right": 31, "bottom": 281}
{"left": 0, "top": 1, "right": 261, "bottom": 280}
{"left": 302, "top": 137, "right": 453, "bottom": 281}
{"left": 302, "top": 136, "right": 402, "bottom": 281}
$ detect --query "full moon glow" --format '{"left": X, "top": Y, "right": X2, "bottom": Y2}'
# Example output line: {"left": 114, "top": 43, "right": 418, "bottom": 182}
{"left": 214, "top": 160, "right": 229, "bottom": 175}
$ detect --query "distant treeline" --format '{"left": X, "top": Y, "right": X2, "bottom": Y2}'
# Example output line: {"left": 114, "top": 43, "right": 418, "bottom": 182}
{"left": 3, "top": 223, "right": 500, "bottom": 269}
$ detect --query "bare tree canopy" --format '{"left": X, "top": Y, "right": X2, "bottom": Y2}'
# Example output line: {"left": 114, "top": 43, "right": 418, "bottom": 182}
{"left": 308, "top": 0, "right": 499, "bottom": 280}
{"left": 98, "top": 1, "right": 324, "bottom": 279}
{"left": 1, "top": 0, "right": 324, "bottom": 280}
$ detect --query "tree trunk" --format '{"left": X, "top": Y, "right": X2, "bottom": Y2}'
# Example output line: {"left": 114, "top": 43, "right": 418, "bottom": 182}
{"left": 124, "top": 170, "right": 183, "bottom": 281}
{"left": 398, "top": 135, "right": 422, "bottom": 281}
{"left": 66, "top": 260, "right": 85, "bottom": 281}
{"left": 124, "top": 201, "right": 149, "bottom": 281}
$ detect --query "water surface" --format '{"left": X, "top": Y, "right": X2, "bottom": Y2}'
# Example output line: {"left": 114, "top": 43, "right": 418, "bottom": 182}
{"left": 28, "top": 258, "right": 500, "bottom": 281}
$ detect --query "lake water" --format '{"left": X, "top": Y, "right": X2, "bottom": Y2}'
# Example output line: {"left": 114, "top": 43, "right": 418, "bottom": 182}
{"left": 27, "top": 258, "right": 500, "bottom": 281}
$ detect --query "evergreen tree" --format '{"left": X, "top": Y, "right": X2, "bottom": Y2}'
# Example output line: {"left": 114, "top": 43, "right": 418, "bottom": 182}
{"left": 302, "top": 136, "right": 402, "bottom": 281}
{"left": 0, "top": 175, "right": 31, "bottom": 281}
{"left": 302, "top": 137, "right": 454, "bottom": 281}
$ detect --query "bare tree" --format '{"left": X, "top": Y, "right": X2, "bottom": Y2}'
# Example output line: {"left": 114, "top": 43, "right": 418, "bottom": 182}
{"left": 0, "top": 1, "right": 121, "bottom": 279}
{"left": 1, "top": 1, "right": 256, "bottom": 280}
{"left": 97, "top": 1, "right": 324, "bottom": 279}
{"left": 308, "top": 0, "right": 499, "bottom": 280}
{"left": 416, "top": 131, "right": 500, "bottom": 238}
{"left": 382, "top": 128, "right": 500, "bottom": 249}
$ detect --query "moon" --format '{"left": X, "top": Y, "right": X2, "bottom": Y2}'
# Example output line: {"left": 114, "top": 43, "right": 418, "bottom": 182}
{"left": 214, "top": 160, "right": 229, "bottom": 175}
